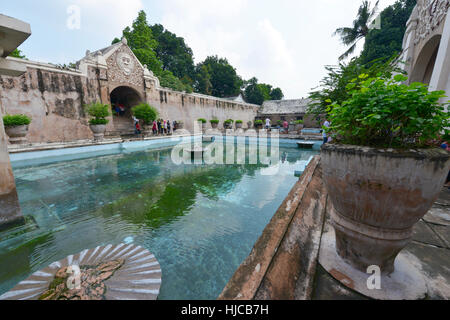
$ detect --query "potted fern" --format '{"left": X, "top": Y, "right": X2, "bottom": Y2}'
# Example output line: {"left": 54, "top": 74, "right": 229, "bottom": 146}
{"left": 3, "top": 114, "right": 31, "bottom": 144}
{"left": 85, "top": 102, "right": 110, "bottom": 141}
{"left": 322, "top": 74, "right": 450, "bottom": 274}
{"left": 224, "top": 119, "right": 234, "bottom": 129}
{"left": 210, "top": 119, "right": 219, "bottom": 129}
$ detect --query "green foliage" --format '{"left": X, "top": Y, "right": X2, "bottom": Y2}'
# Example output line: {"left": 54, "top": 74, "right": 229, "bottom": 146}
{"left": 89, "top": 118, "right": 109, "bottom": 125}
{"left": 235, "top": 120, "right": 243, "bottom": 124}
{"left": 244, "top": 77, "right": 284, "bottom": 105}
{"left": 159, "top": 70, "right": 193, "bottom": 92}
{"left": 327, "top": 74, "right": 450, "bottom": 148}
{"left": 224, "top": 119, "right": 234, "bottom": 124}
{"left": 132, "top": 103, "right": 158, "bottom": 124}
{"left": 114, "top": 11, "right": 284, "bottom": 99}
{"left": 210, "top": 119, "right": 219, "bottom": 124}
{"left": 308, "top": 56, "right": 402, "bottom": 117}
{"left": 122, "top": 11, "right": 162, "bottom": 75}
{"left": 9, "top": 49, "right": 26, "bottom": 59}
{"left": 294, "top": 120, "right": 304, "bottom": 124}
{"left": 196, "top": 56, "right": 243, "bottom": 98}
{"left": 254, "top": 120, "right": 263, "bottom": 125}
{"left": 197, "top": 118, "right": 207, "bottom": 123}
{"left": 359, "top": 0, "right": 416, "bottom": 65}
{"left": 2, "top": 114, "right": 31, "bottom": 127}
{"left": 85, "top": 102, "right": 110, "bottom": 125}
{"left": 150, "top": 24, "right": 196, "bottom": 80}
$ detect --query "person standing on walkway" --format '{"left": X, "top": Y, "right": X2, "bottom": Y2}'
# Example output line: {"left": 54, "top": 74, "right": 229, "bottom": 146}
{"left": 283, "top": 120, "right": 289, "bottom": 134}
{"left": 323, "top": 117, "right": 331, "bottom": 144}
{"left": 167, "top": 119, "right": 171, "bottom": 135}
{"left": 157, "top": 119, "right": 162, "bottom": 135}
{"left": 152, "top": 120, "right": 157, "bottom": 135}
{"left": 265, "top": 118, "right": 271, "bottom": 130}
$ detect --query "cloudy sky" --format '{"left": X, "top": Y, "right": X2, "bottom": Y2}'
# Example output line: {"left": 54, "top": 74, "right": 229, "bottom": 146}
{"left": 2, "top": 0, "right": 398, "bottom": 99}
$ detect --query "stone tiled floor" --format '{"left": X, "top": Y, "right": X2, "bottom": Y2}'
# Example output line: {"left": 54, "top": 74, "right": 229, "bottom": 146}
{"left": 313, "top": 188, "right": 450, "bottom": 300}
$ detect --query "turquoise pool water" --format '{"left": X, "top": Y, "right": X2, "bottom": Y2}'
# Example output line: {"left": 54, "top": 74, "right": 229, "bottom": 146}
{"left": 0, "top": 139, "right": 319, "bottom": 299}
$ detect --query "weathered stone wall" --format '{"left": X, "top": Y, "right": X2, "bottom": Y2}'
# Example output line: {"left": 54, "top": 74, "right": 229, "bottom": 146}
{"left": 0, "top": 63, "right": 101, "bottom": 143}
{"left": 146, "top": 88, "right": 259, "bottom": 132}
{"left": 0, "top": 56, "right": 259, "bottom": 143}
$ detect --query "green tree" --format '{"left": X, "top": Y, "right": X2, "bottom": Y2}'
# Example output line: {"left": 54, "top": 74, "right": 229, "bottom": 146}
{"left": 193, "top": 64, "right": 213, "bottom": 95}
{"left": 150, "top": 24, "right": 196, "bottom": 80}
{"left": 121, "top": 10, "right": 162, "bottom": 75}
{"left": 196, "top": 56, "right": 243, "bottom": 97}
{"left": 334, "top": 1, "right": 380, "bottom": 61}
{"left": 270, "top": 87, "right": 284, "bottom": 100}
{"left": 359, "top": 0, "right": 416, "bottom": 65}
{"left": 244, "top": 78, "right": 284, "bottom": 105}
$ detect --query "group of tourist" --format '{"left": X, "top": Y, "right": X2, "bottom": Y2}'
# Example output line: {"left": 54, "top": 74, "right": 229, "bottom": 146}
{"left": 152, "top": 119, "right": 174, "bottom": 135}
{"left": 113, "top": 103, "right": 126, "bottom": 116}
{"left": 131, "top": 117, "right": 176, "bottom": 136}
{"left": 265, "top": 118, "right": 290, "bottom": 133}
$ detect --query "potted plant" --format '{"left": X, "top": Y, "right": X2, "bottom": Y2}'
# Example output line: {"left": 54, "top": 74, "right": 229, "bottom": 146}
{"left": 210, "top": 119, "right": 219, "bottom": 129}
{"left": 85, "top": 102, "right": 110, "bottom": 141}
{"left": 322, "top": 74, "right": 450, "bottom": 274}
{"left": 235, "top": 120, "right": 243, "bottom": 129}
{"left": 224, "top": 119, "right": 234, "bottom": 129}
{"left": 2, "top": 114, "right": 31, "bottom": 144}
{"left": 254, "top": 120, "right": 263, "bottom": 130}
{"left": 197, "top": 118, "right": 207, "bottom": 130}
{"left": 294, "top": 120, "right": 304, "bottom": 131}
{"left": 247, "top": 121, "right": 252, "bottom": 129}
{"left": 132, "top": 103, "right": 158, "bottom": 135}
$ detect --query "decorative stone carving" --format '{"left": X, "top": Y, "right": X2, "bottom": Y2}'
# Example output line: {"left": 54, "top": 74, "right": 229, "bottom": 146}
{"left": 415, "top": 0, "right": 450, "bottom": 44}
{"left": 116, "top": 52, "right": 135, "bottom": 76}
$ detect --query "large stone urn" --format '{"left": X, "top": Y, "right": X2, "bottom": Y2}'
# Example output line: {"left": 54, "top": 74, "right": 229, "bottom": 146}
{"left": 5, "top": 125, "right": 29, "bottom": 144}
{"left": 235, "top": 122, "right": 243, "bottom": 129}
{"left": 321, "top": 144, "right": 450, "bottom": 274}
{"left": 89, "top": 124, "right": 106, "bottom": 141}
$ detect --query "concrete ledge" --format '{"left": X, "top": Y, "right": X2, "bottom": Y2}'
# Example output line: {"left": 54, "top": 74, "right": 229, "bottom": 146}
{"left": 219, "top": 156, "right": 326, "bottom": 300}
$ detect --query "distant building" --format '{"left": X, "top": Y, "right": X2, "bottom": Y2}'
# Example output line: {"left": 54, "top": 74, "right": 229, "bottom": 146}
{"left": 256, "top": 98, "right": 322, "bottom": 128}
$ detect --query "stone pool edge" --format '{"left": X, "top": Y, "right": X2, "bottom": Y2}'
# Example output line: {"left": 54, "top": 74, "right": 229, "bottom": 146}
{"left": 218, "top": 155, "right": 325, "bottom": 300}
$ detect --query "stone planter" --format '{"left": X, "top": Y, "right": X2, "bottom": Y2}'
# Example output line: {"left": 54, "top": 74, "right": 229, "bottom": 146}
{"left": 255, "top": 124, "right": 263, "bottom": 130}
{"left": 5, "top": 125, "right": 29, "bottom": 144}
{"left": 89, "top": 124, "right": 106, "bottom": 141}
{"left": 235, "top": 122, "right": 243, "bottom": 129}
{"left": 211, "top": 122, "right": 219, "bottom": 129}
{"left": 321, "top": 144, "right": 450, "bottom": 274}
{"left": 143, "top": 124, "right": 152, "bottom": 136}
{"left": 224, "top": 123, "right": 233, "bottom": 130}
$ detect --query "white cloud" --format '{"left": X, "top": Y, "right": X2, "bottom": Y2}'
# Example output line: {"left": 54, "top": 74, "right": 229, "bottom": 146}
{"left": 75, "top": 0, "right": 144, "bottom": 37}
{"left": 156, "top": 0, "right": 397, "bottom": 99}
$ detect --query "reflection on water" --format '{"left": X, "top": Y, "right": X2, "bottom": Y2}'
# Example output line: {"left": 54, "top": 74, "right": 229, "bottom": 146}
{"left": 0, "top": 142, "right": 317, "bottom": 300}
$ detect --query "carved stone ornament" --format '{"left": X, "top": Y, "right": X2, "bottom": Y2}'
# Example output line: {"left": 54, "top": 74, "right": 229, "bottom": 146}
{"left": 116, "top": 51, "right": 135, "bottom": 75}
{"left": 415, "top": 0, "right": 450, "bottom": 44}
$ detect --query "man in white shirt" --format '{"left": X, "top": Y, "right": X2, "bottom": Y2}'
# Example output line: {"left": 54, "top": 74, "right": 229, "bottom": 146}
{"left": 323, "top": 118, "right": 331, "bottom": 144}
{"left": 265, "top": 118, "right": 271, "bottom": 130}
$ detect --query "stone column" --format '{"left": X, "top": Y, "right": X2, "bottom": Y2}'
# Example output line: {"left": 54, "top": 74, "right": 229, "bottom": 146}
{"left": 0, "top": 14, "right": 31, "bottom": 229}
{"left": 0, "top": 102, "right": 24, "bottom": 229}
{"left": 429, "top": 8, "right": 450, "bottom": 110}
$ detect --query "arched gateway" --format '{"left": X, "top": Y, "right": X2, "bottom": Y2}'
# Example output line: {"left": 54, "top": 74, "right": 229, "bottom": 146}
{"left": 109, "top": 86, "right": 143, "bottom": 135}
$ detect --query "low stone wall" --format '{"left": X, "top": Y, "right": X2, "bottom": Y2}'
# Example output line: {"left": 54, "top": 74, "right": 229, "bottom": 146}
{"left": 0, "top": 58, "right": 259, "bottom": 144}
{"left": 219, "top": 156, "right": 327, "bottom": 300}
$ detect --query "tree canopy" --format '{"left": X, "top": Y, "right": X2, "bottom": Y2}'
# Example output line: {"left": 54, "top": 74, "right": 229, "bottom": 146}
{"left": 113, "top": 10, "right": 284, "bottom": 103}
{"left": 244, "top": 77, "right": 284, "bottom": 105}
